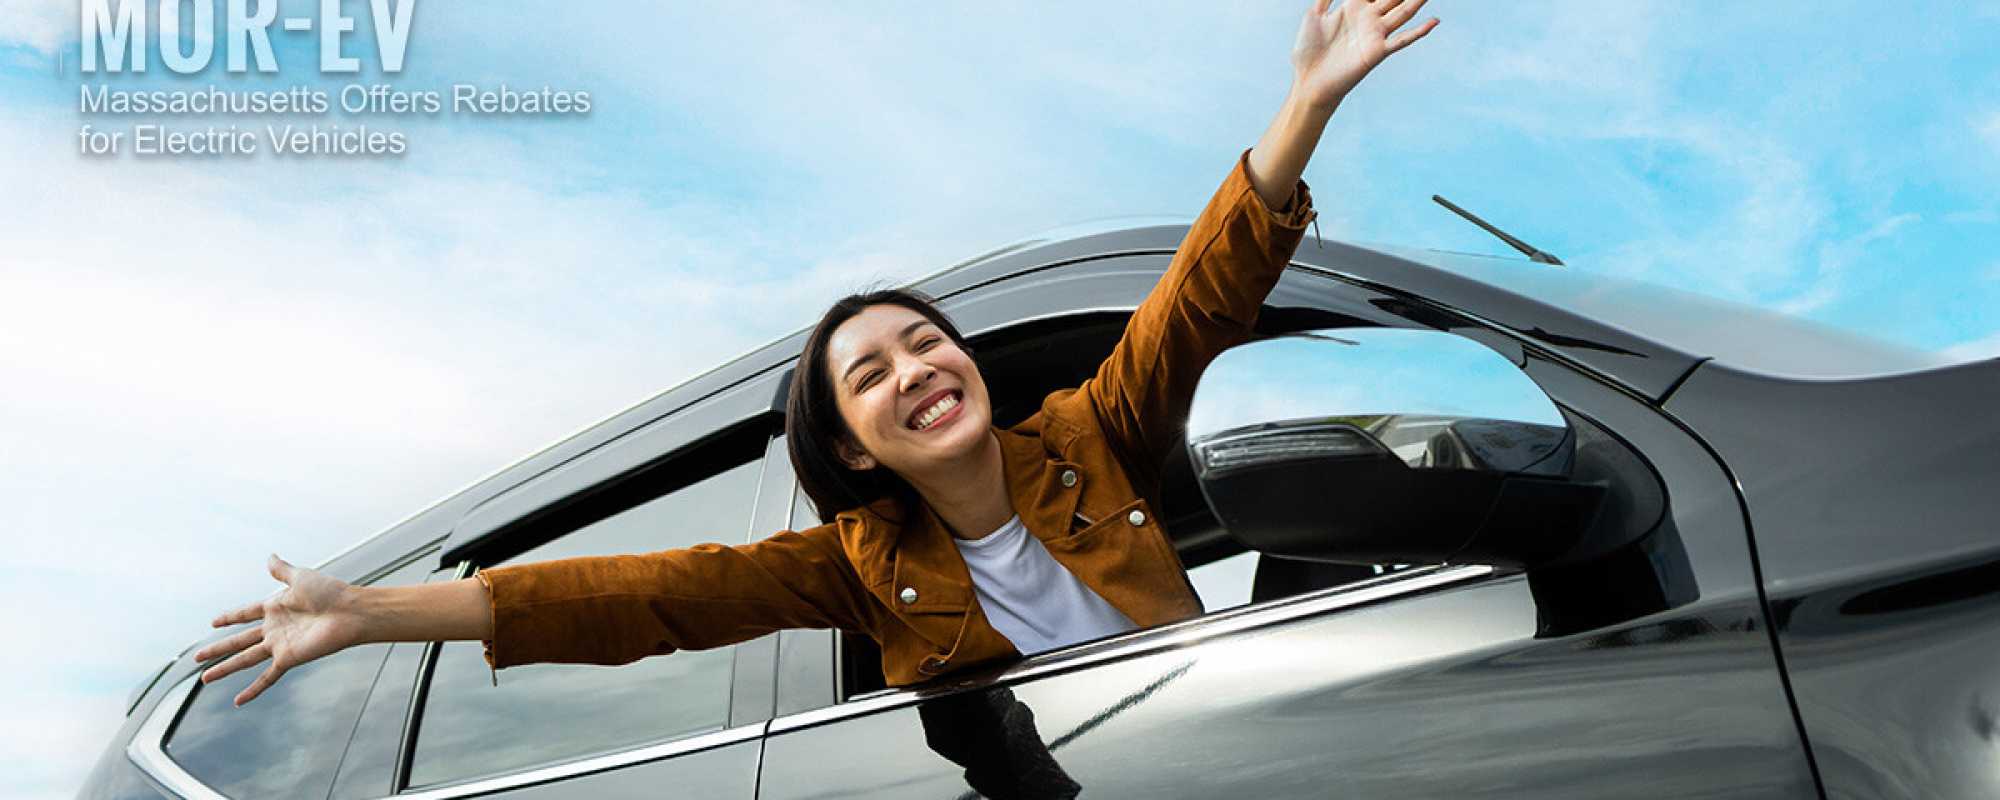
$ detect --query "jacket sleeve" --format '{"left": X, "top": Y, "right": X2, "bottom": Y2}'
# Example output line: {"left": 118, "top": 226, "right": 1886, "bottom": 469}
{"left": 1073, "top": 148, "right": 1316, "bottom": 489}
{"left": 474, "top": 522, "right": 882, "bottom": 670}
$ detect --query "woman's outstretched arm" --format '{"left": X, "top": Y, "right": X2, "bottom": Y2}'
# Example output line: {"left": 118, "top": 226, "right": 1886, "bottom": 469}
{"left": 197, "top": 524, "right": 881, "bottom": 706}
{"left": 1247, "top": 0, "right": 1438, "bottom": 208}
{"left": 194, "top": 554, "right": 492, "bottom": 706}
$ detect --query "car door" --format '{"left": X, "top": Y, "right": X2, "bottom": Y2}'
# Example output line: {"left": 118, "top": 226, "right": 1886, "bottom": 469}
{"left": 754, "top": 259, "right": 1819, "bottom": 798}
{"left": 379, "top": 417, "right": 791, "bottom": 799}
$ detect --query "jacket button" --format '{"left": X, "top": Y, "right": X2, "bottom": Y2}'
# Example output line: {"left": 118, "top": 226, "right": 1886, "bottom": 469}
{"left": 1128, "top": 509, "right": 1147, "bottom": 526}
{"left": 1060, "top": 469, "right": 1078, "bottom": 488}
{"left": 899, "top": 587, "right": 918, "bottom": 605}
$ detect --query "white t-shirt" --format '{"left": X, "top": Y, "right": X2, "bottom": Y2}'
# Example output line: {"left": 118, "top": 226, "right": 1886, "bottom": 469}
{"left": 952, "top": 514, "right": 1138, "bottom": 655}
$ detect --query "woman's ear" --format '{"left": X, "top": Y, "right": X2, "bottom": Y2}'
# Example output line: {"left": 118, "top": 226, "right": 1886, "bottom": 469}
{"left": 835, "top": 437, "right": 876, "bottom": 471}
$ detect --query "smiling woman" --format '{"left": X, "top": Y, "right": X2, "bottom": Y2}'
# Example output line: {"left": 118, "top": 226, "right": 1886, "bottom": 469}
{"left": 192, "top": 0, "right": 1441, "bottom": 706}
{"left": 785, "top": 289, "right": 989, "bottom": 530}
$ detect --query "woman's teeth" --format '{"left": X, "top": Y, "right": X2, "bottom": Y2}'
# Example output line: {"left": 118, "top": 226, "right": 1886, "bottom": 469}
{"left": 913, "top": 393, "right": 959, "bottom": 431}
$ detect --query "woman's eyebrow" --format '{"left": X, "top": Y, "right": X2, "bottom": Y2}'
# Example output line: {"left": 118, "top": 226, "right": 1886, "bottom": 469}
{"left": 840, "top": 320, "right": 936, "bottom": 385}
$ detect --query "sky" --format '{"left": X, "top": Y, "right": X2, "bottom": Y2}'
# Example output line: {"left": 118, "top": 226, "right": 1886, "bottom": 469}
{"left": 4, "top": 2, "right": 1998, "bottom": 797}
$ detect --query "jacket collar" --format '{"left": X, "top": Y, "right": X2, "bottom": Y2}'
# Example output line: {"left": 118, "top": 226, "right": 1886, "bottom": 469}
{"left": 993, "top": 422, "right": 1085, "bottom": 545}
{"left": 834, "top": 421, "right": 1086, "bottom": 622}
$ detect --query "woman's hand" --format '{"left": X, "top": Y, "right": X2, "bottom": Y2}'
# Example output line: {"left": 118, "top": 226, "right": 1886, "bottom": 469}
{"left": 1246, "top": 0, "right": 1439, "bottom": 209}
{"left": 1291, "top": 0, "right": 1438, "bottom": 112}
{"left": 194, "top": 554, "right": 364, "bottom": 706}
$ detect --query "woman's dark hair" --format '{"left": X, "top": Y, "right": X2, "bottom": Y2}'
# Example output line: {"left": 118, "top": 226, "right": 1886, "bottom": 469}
{"left": 787, "top": 286, "right": 975, "bottom": 525}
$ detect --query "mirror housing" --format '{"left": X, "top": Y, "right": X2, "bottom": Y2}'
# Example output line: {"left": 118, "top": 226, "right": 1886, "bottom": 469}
{"left": 1186, "top": 329, "right": 1608, "bottom": 569}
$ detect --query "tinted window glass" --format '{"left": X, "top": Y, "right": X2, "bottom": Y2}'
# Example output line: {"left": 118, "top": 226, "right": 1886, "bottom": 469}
{"left": 326, "top": 565, "right": 458, "bottom": 800}
{"left": 408, "top": 458, "right": 762, "bottom": 788}
{"left": 775, "top": 485, "right": 838, "bottom": 716}
{"left": 166, "top": 553, "right": 434, "bottom": 799}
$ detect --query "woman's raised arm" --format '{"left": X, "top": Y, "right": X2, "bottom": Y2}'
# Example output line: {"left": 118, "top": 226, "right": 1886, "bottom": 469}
{"left": 1247, "top": 0, "right": 1438, "bottom": 207}
{"left": 1063, "top": 0, "right": 1437, "bottom": 490}
{"left": 194, "top": 554, "right": 492, "bottom": 706}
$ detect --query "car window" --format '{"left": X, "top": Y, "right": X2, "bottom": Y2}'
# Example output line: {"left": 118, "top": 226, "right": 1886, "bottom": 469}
{"left": 803, "top": 308, "right": 1412, "bottom": 704}
{"left": 327, "top": 566, "right": 459, "bottom": 800}
{"left": 165, "top": 551, "right": 434, "bottom": 800}
{"left": 406, "top": 457, "right": 763, "bottom": 789}
{"left": 1187, "top": 550, "right": 1258, "bottom": 612}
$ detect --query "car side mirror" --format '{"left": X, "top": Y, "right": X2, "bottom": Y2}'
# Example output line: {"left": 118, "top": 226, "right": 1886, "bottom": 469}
{"left": 1186, "top": 328, "right": 1608, "bottom": 569}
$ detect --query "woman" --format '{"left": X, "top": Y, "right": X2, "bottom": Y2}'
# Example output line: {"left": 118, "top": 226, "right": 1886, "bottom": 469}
{"left": 197, "top": 0, "right": 1437, "bottom": 706}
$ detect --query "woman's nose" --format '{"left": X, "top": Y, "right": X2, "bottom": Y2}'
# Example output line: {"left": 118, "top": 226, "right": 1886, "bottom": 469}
{"left": 896, "top": 357, "right": 935, "bottom": 393}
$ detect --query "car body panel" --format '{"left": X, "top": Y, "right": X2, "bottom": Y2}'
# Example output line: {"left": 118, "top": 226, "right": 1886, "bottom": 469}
{"left": 1666, "top": 358, "right": 2000, "bottom": 799}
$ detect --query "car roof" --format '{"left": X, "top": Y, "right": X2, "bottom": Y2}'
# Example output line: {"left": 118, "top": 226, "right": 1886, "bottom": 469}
{"left": 310, "top": 223, "right": 1938, "bottom": 579}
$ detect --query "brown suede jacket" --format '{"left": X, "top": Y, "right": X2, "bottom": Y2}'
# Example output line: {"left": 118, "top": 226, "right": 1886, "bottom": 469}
{"left": 477, "top": 150, "right": 1315, "bottom": 687}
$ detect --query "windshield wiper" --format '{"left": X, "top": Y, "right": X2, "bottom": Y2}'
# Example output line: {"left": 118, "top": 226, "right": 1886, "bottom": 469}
{"left": 1431, "top": 195, "right": 1564, "bottom": 266}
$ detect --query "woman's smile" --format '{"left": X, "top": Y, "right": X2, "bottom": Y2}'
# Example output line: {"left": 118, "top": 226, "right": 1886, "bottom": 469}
{"left": 825, "top": 303, "right": 995, "bottom": 475}
{"left": 908, "top": 390, "right": 962, "bottom": 432}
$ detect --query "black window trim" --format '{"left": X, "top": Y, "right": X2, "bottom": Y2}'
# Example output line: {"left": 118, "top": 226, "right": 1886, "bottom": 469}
{"left": 392, "top": 430, "right": 785, "bottom": 796}
{"left": 386, "top": 552, "right": 765, "bottom": 799}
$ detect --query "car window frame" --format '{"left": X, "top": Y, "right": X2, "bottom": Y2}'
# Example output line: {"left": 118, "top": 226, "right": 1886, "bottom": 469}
{"left": 127, "top": 543, "right": 445, "bottom": 800}
{"left": 764, "top": 263, "right": 1511, "bottom": 725}
{"left": 389, "top": 424, "right": 788, "bottom": 797}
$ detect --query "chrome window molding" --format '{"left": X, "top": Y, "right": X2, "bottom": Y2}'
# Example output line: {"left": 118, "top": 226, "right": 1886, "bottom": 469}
{"left": 126, "top": 674, "right": 228, "bottom": 800}
{"left": 131, "top": 657, "right": 765, "bottom": 800}
{"left": 769, "top": 562, "right": 1500, "bottom": 735}
{"left": 135, "top": 547, "right": 452, "bottom": 800}
{"left": 389, "top": 723, "right": 765, "bottom": 800}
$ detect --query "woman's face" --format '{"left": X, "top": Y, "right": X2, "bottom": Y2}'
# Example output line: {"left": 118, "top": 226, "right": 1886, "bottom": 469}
{"left": 825, "top": 304, "right": 992, "bottom": 478}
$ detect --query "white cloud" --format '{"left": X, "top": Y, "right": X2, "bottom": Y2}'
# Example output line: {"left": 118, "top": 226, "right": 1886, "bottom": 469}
{"left": 1940, "top": 329, "right": 2000, "bottom": 363}
{"left": 1404, "top": 3, "right": 1845, "bottom": 310}
{"left": 1775, "top": 212, "right": 1919, "bottom": 315}
{"left": 1563, "top": 116, "right": 1830, "bottom": 306}
{"left": 0, "top": 0, "right": 69, "bottom": 54}
{"left": 0, "top": 107, "right": 938, "bottom": 797}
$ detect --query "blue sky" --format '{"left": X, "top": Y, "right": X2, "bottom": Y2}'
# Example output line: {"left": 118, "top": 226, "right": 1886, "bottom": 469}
{"left": 4, "top": 2, "right": 1998, "bottom": 796}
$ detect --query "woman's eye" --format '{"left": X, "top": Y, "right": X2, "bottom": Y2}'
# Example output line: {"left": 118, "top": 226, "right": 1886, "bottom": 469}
{"left": 918, "top": 336, "right": 941, "bottom": 350}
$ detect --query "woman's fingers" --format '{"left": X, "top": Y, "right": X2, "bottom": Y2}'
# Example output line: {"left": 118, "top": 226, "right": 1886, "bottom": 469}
{"left": 194, "top": 625, "right": 264, "bottom": 664}
{"left": 209, "top": 555, "right": 298, "bottom": 629}
{"left": 1375, "top": 0, "right": 1407, "bottom": 17}
{"left": 203, "top": 641, "right": 271, "bottom": 686}
{"left": 212, "top": 599, "right": 267, "bottom": 628}
{"left": 1383, "top": 0, "right": 1428, "bottom": 31}
{"left": 236, "top": 661, "right": 288, "bottom": 707}
{"left": 1386, "top": 17, "right": 1439, "bottom": 54}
